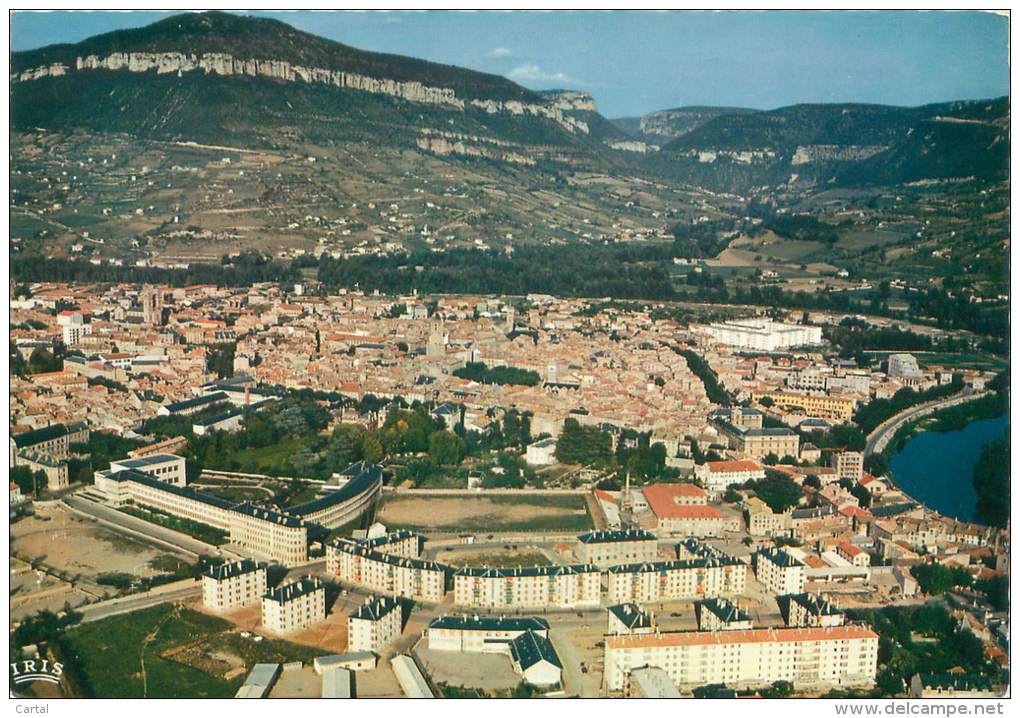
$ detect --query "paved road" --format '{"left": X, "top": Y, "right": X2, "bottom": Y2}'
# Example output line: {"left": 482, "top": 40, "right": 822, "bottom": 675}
{"left": 63, "top": 494, "right": 230, "bottom": 559}
{"left": 78, "top": 584, "right": 202, "bottom": 623}
{"left": 864, "top": 390, "right": 986, "bottom": 456}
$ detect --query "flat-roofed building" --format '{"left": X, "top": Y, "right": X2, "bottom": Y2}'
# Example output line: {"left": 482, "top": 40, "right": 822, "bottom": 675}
{"left": 348, "top": 595, "right": 402, "bottom": 654}
{"left": 702, "top": 320, "right": 823, "bottom": 351}
{"left": 327, "top": 539, "right": 447, "bottom": 603}
{"left": 453, "top": 564, "right": 601, "bottom": 610}
{"left": 604, "top": 625, "right": 879, "bottom": 693}
{"left": 780, "top": 593, "right": 845, "bottom": 628}
{"left": 696, "top": 597, "right": 754, "bottom": 631}
{"left": 427, "top": 615, "right": 550, "bottom": 653}
{"left": 109, "top": 453, "right": 187, "bottom": 487}
{"left": 607, "top": 603, "right": 655, "bottom": 636}
{"left": 627, "top": 667, "right": 682, "bottom": 698}
{"left": 202, "top": 559, "right": 267, "bottom": 611}
{"left": 261, "top": 577, "right": 325, "bottom": 635}
{"left": 391, "top": 655, "right": 433, "bottom": 698}
{"left": 708, "top": 407, "right": 764, "bottom": 430}
{"left": 831, "top": 451, "right": 864, "bottom": 482}
{"left": 577, "top": 529, "right": 659, "bottom": 568}
{"left": 754, "top": 547, "right": 806, "bottom": 594}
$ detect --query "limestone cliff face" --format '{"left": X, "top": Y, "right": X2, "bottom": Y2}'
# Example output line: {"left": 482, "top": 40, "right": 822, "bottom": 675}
{"left": 13, "top": 52, "right": 589, "bottom": 135}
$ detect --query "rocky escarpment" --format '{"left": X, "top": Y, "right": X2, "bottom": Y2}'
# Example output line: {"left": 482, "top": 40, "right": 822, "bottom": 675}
{"left": 13, "top": 52, "right": 590, "bottom": 135}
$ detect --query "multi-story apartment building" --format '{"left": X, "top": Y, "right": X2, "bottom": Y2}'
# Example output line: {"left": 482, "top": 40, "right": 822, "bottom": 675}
{"left": 94, "top": 467, "right": 309, "bottom": 564}
{"left": 426, "top": 615, "right": 550, "bottom": 653}
{"left": 744, "top": 496, "right": 788, "bottom": 536}
{"left": 348, "top": 595, "right": 403, "bottom": 654}
{"left": 753, "top": 547, "right": 806, "bottom": 594}
{"left": 453, "top": 565, "right": 601, "bottom": 610}
{"left": 831, "top": 451, "right": 864, "bottom": 482}
{"left": 695, "top": 597, "right": 754, "bottom": 631}
{"left": 10, "top": 421, "right": 89, "bottom": 490}
{"left": 327, "top": 539, "right": 447, "bottom": 603}
{"left": 642, "top": 483, "right": 737, "bottom": 537}
{"left": 604, "top": 625, "right": 879, "bottom": 693}
{"left": 287, "top": 461, "right": 383, "bottom": 529}
{"left": 202, "top": 559, "right": 267, "bottom": 611}
{"left": 606, "top": 556, "right": 747, "bottom": 604}
{"left": 261, "top": 577, "right": 325, "bottom": 635}
{"left": 781, "top": 593, "right": 846, "bottom": 628}
{"left": 109, "top": 453, "right": 187, "bottom": 487}
{"left": 576, "top": 529, "right": 659, "bottom": 568}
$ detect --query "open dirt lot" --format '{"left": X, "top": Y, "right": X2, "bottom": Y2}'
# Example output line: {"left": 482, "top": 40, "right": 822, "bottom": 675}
{"left": 11, "top": 504, "right": 173, "bottom": 579}
{"left": 376, "top": 494, "right": 591, "bottom": 532}
{"left": 187, "top": 595, "right": 349, "bottom": 654}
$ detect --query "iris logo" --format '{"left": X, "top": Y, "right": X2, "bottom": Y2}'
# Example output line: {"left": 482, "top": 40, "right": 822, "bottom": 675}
{"left": 10, "top": 659, "right": 63, "bottom": 687}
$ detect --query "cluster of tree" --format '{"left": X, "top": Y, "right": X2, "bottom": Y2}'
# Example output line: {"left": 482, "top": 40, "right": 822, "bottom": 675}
{"left": 11, "top": 608, "right": 83, "bottom": 649}
{"left": 317, "top": 244, "right": 679, "bottom": 302}
{"left": 907, "top": 286, "right": 1009, "bottom": 342}
{"left": 452, "top": 361, "right": 540, "bottom": 387}
{"left": 675, "top": 347, "right": 732, "bottom": 405}
{"left": 615, "top": 430, "right": 674, "bottom": 482}
{"left": 909, "top": 563, "right": 975, "bottom": 595}
{"left": 736, "top": 470, "right": 803, "bottom": 513}
{"left": 854, "top": 376, "right": 964, "bottom": 435}
{"left": 973, "top": 432, "right": 1009, "bottom": 528}
{"left": 10, "top": 252, "right": 300, "bottom": 288}
{"left": 669, "top": 218, "right": 739, "bottom": 259}
{"left": 11, "top": 465, "right": 47, "bottom": 496}
{"left": 758, "top": 213, "right": 842, "bottom": 244}
{"left": 205, "top": 343, "right": 236, "bottom": 379}
{"left": 823, "top": 318, "right": 938, "bottom": 356}
{"left": 800, "top": 423, "right": 866, "bottom": 452}
{"left": 851, "top": 604, "right": 1002, "bottom": 697}
{"left": 12, "top": 344, "right": 67, "bottom": 376}
{"left": 554, "top": 418, "right": 612, "bottom": 464}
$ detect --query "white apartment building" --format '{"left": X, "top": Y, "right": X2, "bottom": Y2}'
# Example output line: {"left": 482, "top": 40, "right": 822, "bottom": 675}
{"left": 427, "top": 615, "right": 550, "bottom": 653}
{"left": 606, "top": 556, "right": 747, "bottom": 604}
{"left": 695, "top": 597, "right": 754, "bottom": 631}
{"left": 93, "top": 466, "right": 309, "bottom": 564}
{"left": 327, "top": 539, "right": 447, "bottom": 603}
{"left": 261, "top": 577, "right": 325, "bottom": 635}
{"left": 348, "top": 595, "right": 402, "bottom": 654}
{"left": 202, "top": 559, "right": 267, "bottom": 611}
{"left": 606, "top": 603, "right": 655, "bottom": 636}
{"left": 604, "top": 625, "right": 879, "bottom": 693}
{"left": 754, "top": 547, "right": 806, "bottom": 594}
{"left": 453, "top": 565, "right": 601, "bottom": 610}
{"left": 576, "top": 529, "right": 659, "bottom": 568}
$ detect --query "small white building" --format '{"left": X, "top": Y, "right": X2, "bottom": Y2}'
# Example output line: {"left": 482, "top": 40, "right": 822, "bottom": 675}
{"left": 525, "top": 438, "right": 557, "bottom": 466}
{"left": 508, "top": 630, "right": 562, "bottom": 687}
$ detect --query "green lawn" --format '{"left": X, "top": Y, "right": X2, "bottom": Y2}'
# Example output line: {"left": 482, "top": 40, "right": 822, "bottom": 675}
{"left": 120, "top": 506, "right": 229, "bottom": 545}
{"left": 60, "top": 605, "right": 329, "bottom": 698}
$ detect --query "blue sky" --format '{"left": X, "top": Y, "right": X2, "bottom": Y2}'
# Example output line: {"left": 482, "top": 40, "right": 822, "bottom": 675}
{"left": 10, "top": 10, "right": 1009, "bottom": 118}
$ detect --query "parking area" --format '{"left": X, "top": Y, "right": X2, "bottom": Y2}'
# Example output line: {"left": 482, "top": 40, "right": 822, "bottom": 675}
{"left": 415, "top": 645, "right": 521, "bottom": 693}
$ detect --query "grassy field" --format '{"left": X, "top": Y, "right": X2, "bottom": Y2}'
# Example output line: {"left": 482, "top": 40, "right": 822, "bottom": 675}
{"left": 120, "top": 506, "right": 229, "bottom": 545}
{"left": 60, "top": 604, "right": 326, "bottom": 698}
{"left": 376, "top": 493, "right": 592, "bottom": 533}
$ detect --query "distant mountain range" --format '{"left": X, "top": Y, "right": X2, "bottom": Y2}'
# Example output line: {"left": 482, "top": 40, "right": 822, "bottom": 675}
{"left": 10, "top": 11, "right": 1009, "bottom": 194}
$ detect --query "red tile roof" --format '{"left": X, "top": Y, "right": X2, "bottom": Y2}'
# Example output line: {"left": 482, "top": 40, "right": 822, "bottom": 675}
{"left": 607, "top": 624, "right": 878, "bottom": 649}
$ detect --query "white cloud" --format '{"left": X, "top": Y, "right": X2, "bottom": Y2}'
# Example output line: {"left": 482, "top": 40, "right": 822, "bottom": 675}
{"left": 507, "top": 62, "right": 583, "bottom": 87}
{"left": 486, "top": 47, "right": 513, "bottom": 59}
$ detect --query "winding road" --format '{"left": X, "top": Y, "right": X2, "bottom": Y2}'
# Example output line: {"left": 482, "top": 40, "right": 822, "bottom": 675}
{"left": 864, "top": 389, "right": 988, "bottom": 456}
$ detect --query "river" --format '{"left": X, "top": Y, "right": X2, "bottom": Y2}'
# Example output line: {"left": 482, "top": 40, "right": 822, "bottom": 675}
{"left": 889, "top": 413, "right": 1008, "bottom": 522}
